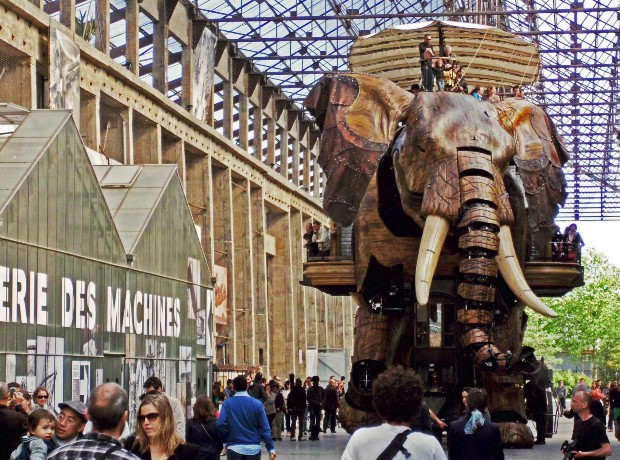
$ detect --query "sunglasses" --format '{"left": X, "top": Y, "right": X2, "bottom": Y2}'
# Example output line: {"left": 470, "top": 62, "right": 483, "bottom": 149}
{"left": 36, "top": 395, "right": 49, "bottom": 400}
{"left": 138, "top": 412, "right": 160, "bottom": 423}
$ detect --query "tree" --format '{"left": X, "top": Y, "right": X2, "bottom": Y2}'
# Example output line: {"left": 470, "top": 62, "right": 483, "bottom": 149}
{"left": 523, "top": 249, "right": 620, "bottom": 378}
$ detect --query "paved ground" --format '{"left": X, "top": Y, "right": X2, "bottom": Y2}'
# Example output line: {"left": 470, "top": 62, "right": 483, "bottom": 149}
{"left": 257, "top": 417, "right": 620, "bottom": 459}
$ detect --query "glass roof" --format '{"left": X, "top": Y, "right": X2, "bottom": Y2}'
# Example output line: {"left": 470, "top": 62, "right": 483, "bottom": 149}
{"left": 96, "top": 164, "right": 177, "bottom": 252}
{"left": 198, "top": 0, "right": 620, "bottom": 221}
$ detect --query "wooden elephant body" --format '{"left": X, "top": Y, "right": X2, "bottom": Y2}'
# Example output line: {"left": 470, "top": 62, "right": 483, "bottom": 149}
{"left": 304, "top": 73, "right": 570, "bottom": 447}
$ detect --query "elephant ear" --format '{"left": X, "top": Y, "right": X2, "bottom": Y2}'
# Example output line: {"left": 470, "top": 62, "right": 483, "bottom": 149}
{"left": 304, "top": 73, "right": 414, "bottom": 226}
{"left": 496, "top": 99, "right": 569, "bottom": 252}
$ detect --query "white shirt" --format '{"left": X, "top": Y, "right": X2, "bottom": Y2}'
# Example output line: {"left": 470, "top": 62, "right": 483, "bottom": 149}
{"left": 341, "top": 423, "right": 446, "bottom": 460}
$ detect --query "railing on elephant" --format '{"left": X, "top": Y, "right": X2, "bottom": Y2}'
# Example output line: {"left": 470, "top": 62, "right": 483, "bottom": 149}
{"left": 530, "top": 241, "right": 582, "bottom": 264}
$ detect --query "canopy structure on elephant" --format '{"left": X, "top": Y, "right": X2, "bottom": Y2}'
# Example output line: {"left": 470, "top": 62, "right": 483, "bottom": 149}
{"left": 349, "top": 20, "right": 540, "bottom": 90}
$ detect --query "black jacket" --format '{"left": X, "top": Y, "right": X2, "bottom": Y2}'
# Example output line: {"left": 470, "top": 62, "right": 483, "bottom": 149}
{"left": 322, "top": 386, "right": 339, "bottom": 411}
{"left": 247, "top": 383, "right": 267, "bottom": 403}
{"left": 307, "top": 385, "right": 325, "bottom": 409}
{"left": 186, "top": 419, "right": 223, "bottom": 460}
{"left": 0, "top": 405, "right": 27, "bottom": 460}
{"left": 287, "top": 386, "right": 307, "bottom": 412}
{"left": 448, "top": 415, "right": 504, "bottom": 460}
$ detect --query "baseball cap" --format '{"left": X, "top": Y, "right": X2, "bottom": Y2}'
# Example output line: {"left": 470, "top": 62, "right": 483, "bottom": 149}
{"left": 58, "top": 400, "right": 88, "bottom": 423}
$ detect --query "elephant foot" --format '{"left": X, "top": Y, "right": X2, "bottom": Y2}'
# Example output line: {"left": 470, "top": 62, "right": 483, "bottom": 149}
{"left": 338, "top": 397, "right": 382, "bottom": 434}
{"left": 498, "top": 422, "right": 534, "bottom": 448}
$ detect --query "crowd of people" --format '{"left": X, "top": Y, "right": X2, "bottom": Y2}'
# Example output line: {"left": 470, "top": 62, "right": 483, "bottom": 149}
{"left": 415, "top": 34, "right": 517, "bottom": 102}
{"left": 0, "top": 376, "right": 276, "bottom": 460}
{"left": 551, "top": 223, "right": 585, "bottom": 262}
{"left": 214, "top": 372, "right": 346, "bottom": 443}
{"left": 0, "top": 373, "right": 352, "bottom": 460}
{"left": 3, "top": 371, "right": 617, "bottom": 460}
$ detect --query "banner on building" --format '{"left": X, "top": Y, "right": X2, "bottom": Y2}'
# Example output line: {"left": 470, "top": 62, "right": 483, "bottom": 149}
{"left": 213, "top": 265, "right": 227, "bottom": 325}
{"left": 191, "top": 28, "right": 217, "bottom": 122}
{"left": 49, "top": 26, "right": 80, "bottom": 122}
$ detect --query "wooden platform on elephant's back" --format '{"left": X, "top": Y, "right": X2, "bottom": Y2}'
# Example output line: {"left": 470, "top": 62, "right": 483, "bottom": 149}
{"left": 302, "top": 259, "right": 584, "bottom": 297}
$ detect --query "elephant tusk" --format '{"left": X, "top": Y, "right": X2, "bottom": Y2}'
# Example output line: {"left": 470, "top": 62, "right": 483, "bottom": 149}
{"left": 497, "top": 225, "right": 558, "bottom": 318}
{"left": 415, "top": 215, "right": 449, "bottom": 306}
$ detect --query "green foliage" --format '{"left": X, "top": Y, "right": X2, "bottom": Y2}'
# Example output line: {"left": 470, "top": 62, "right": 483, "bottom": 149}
{"left": 524, "top": 249, "right": 620, "bottom": 378}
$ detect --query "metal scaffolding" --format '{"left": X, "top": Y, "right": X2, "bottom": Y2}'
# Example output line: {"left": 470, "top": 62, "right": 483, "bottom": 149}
{"left": 44, "top": 0, "right": 620, "bottom": 221}
{"left": 195, "top": 0, "right": 620, "bottom": 222}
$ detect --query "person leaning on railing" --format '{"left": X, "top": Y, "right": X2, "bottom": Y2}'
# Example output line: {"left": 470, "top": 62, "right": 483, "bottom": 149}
{"left": 563, "top": 223, "right": 584, "bottom": 262}
{"left": 311, "top": 222, "right": 330, "bottom": 258}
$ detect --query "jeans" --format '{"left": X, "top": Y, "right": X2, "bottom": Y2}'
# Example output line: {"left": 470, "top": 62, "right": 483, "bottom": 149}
{"left": 226, "top": 450, "right": 261, "bottom": 460}
{"left": 421, "top": 64, "right": 434, "bottom": 91}
{"left": 291, "top": 409, "right": 304, "bottom": 438}
{"left": 323, "top": 408, "right": 337, "bottom": 432}
{"left": 309, "top": 406, "right": 322, "bottom": 437}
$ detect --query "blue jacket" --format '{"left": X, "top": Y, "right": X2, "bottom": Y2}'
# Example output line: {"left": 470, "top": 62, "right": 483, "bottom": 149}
{"left": 216, "top": 392, "right": 274, "bottom": 453}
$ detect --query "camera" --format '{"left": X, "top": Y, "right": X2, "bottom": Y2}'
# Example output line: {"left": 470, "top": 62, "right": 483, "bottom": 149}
{"left": 9, "top": 387, "right": 16, "bottom": 397}
{"left": 561, "top": 440, "right": 577, "bottom": 460}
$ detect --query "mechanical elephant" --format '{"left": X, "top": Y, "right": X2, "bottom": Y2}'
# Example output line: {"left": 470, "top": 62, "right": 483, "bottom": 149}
{"left": 304, "top": 73, "right": 569, "bottom": 446}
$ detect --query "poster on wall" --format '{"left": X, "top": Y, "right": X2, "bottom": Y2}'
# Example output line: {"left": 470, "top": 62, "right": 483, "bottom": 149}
{"left": 213, "top": 265, "right": 228, "bottom": 325}
{"left": 191, "top": 28, "right": 217, "bottom": 122}
{"left": 179, "top": 346, "right": 192, "bottom": 383}
{"left": 205, "top": 289, "right": 214, "bottom": 357}
{"left": 187, "top": 258, "right": 205, "bottom": 346}
{"left": 49, "top": 26, "right": 80, "bottom": 122}
{"left": 71, "top": 361, "right": 91, "bottom": 403}
{"left": 36, "top": 336, "right": 65, "bottom": 412}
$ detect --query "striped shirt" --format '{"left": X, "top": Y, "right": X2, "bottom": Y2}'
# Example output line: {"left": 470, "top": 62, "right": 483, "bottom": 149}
{"left": 48, "top": 432, "right": 140, "bottom": 460}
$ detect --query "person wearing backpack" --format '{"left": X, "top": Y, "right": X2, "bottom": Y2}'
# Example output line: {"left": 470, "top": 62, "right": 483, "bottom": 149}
{"left": 10, "top": 409, "right": 56, "bottom": 460}
{"left": 341, "top": 366, "right": 446, "bottom": 460}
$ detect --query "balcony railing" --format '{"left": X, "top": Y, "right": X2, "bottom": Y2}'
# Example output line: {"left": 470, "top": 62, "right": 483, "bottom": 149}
{"left": 305, "top": 225, "right": 354, "bottom": 262}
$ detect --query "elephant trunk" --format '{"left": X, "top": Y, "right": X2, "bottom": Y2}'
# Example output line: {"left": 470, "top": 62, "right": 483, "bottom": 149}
{"left": 455, "top": 149, "right": 505, "bottom": 368}
{"left": 414, "top": 147, "right": 556, "bottom": 370}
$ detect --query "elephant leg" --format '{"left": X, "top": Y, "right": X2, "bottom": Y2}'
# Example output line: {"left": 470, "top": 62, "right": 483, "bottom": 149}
{"left": 339, "top": 294, "right": 413, "bottom": 433}
{"left": 484, "top": 372, "right": 534, "bottom": 448}
{"left": 339, "top": 296, "right": 389, "bottom": 433}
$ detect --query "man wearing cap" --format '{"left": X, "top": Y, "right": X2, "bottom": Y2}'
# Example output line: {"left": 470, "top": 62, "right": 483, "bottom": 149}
{"left": 53, "top": 400, "right": 87, "bottom": 447}
{"left": 142, "top": 376, "right": 185, "bottom": 438}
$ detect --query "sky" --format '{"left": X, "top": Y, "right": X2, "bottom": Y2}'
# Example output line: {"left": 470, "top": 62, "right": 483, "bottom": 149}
{"left": 556, "top": 220, "right": 620, "bottom": 267}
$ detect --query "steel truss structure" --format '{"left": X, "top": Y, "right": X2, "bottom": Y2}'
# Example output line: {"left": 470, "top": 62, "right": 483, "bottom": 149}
{"left": 46, "top": 0, "right": 620, "bottom": 221}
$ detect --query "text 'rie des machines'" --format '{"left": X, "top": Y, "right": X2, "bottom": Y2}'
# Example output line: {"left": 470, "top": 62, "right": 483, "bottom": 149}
{"left": 0, "top": 266, "right": 183, "bottom": 338}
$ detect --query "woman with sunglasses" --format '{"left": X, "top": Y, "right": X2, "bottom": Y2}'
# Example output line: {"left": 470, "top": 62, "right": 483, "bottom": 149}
{"left": 32, "top": 387, "right": 56, "bottom": 415}
{"left": 125, "top": 394, "right": 198, "bottom": 460}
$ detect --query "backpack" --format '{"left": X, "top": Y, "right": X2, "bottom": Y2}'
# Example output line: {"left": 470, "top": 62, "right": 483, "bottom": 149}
{"left": 14, "top": 441, "right": 31, "bottom": 460}
{"left": 14, "top": 438, "right": 55, "bottom": 460}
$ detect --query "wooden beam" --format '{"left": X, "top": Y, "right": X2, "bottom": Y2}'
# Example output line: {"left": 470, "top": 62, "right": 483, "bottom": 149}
{"left": 191, "top": 19, "right": 208, "bottom": 49}
{"left": 231, "top": 58, "right": 246, "bottom": 83}
{"left": 152, "top": 0, "right": 169, "bottom": 93}
{"left": 95, "top": 0, "right": 110, "bottom": 54}
{"left": 59, "top": 0, "right": 76, "bottom": 31}
{"left": 125, "top": 0, "right": 140, "bottom": 75}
